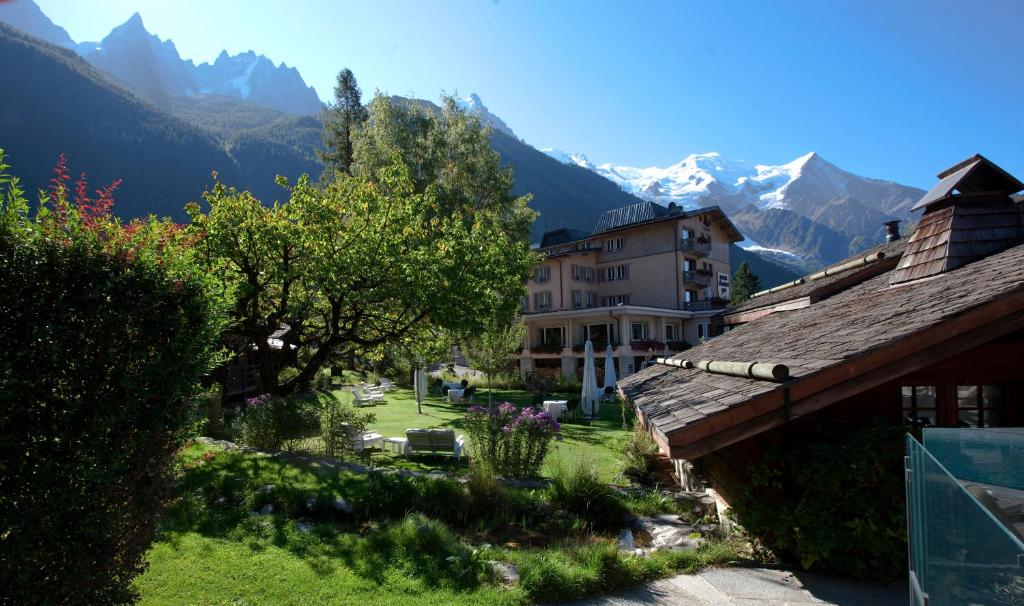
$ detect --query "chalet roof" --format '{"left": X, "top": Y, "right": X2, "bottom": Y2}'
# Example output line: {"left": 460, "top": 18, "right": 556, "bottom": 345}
{"left": 912, "top": 154, "right": 1024, "bottom": 211}
{"left": 726, "top": 237, "right": 908, "bottom": 317}
{"left": 593, "top": 201, "right": 669, "bottom": 233}
{"left": 619, "top": 240, "right": 1024, "bottom": 457}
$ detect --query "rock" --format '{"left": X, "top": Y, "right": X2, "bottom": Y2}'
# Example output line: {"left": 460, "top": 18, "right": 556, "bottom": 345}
{"left": 489, "top": 560, "right": 520, "bottom": 584}
{"left": 214, "top": 496, "right": 227, "bottom": 506}
{"left": 296, "top": 522, "right": 313, "bottom": 533}
{"left": 654, "top": 513, "right": 682, "bottom": 524}
{"left": 332, "top": 496, "right": 353, "bottom": 514}
{"left": 259, "top": 504, "right": 274, "bottom": 515}
{"left": 618, "top": 528, "right": 635, "bottom": 551}
{"left": 257, "top": 484, "right": 275, "bottom": 494}
{"left": 305, "top": 496, "right": 317, "bottom": 512}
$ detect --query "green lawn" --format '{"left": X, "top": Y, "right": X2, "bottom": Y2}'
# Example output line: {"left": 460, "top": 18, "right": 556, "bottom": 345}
{"left": 319, "top": 385, "right": 633, "bottom": 480}
{"left": 135, "top": 443, "right": 742, "bottom": 605}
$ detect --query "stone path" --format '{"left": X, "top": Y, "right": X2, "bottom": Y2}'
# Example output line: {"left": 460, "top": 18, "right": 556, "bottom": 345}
{"left": 556, "top": 566, "right": 904, "bottom": 606}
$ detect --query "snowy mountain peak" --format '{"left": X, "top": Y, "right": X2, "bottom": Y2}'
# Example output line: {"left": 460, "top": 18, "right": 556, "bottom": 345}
{"left": 456, "top": 93, "right": 515, "bottom": 138}
{"left": 540, "top": 148, "right": 592, "bottom": 169}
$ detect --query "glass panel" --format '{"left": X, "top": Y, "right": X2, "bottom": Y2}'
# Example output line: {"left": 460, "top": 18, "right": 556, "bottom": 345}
{"left": 958, "top": 385, "right": 981, "bottom": 428}
{"left": 907, "top": 433, "right": 1024, "bottom": 606}
{"left": 983, "top": 386, "right": 1005, "bottom": 428}
{"left": 904, "top": 386, "right": 937, "bottom": 428}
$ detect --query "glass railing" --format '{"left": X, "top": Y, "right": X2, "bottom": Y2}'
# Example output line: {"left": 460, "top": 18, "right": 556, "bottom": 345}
{"left": 906, "top": 430, "right": 1024, "bottom": 606}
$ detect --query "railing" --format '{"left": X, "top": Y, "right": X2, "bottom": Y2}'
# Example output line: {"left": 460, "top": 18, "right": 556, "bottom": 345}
{"left": 530, "top": 343, "right": 564, "bottom": 354}
{"left": 683, "top": 298, "right": 729, "bottom": 312}
{"left": 680, "top": 239, "right": 711, "bottom": 257}
{"left": 629, "top": 340, "right": 665, "bottom": 352}
{"left": 572, "top": 341, "right": 619, "bottom": 354}
{"left": 666, "top": 340, "right": 690, "bottom": 352}
{"left": 906, "top": 429, "right": 1024, "bottom": 606}
{"left": 683, "top": 270, "right": 711, "bottom": 287}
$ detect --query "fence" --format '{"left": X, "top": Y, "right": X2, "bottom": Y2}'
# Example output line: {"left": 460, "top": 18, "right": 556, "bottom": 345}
{"left": 906, "top": 428, "right": 1024, "bottom": 606}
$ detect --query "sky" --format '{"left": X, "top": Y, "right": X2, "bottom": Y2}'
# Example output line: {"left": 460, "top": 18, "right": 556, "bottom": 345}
{"left": 34, "top": 0, "right": 1024, "bottom": 188}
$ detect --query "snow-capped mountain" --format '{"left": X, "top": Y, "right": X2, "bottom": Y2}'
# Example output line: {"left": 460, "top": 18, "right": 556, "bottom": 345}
{"left": 0, "top": 2, "right": 322, "bottom": 115}
{"left": 457, "top": 93, "right": 516, "bottom": 138}
{"left": 543, "top": 148, "right": 924, "bottom": 267}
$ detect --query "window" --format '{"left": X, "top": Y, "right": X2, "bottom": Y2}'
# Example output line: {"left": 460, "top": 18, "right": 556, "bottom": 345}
{"left": 605, "top": 264, "right": 629, "bottom": 282}
{"left": 683, "top": 258, "right": 696, "bottom": 272}
{"left": 585, "top": 322, "right": 617, "bottom": 345}
{"left": 586, "top": 291, "right": 597, "bottom": 307}
{"left": 533, "top": 291, "right": 552, "bottom": 310}
{"left": 630, "top": 322, "right": 648, "bottom": 341}
{"left": 521, "top": 295, "right": 529, "bottom": 313}
{"left": 665, "top": 323, "right": 680, "bottom": 341}
{"left": 534, "top": 266, "right": 550, "bottom": 284}
{"left": 572, "top": 289, "right": 583, "bottom": 308}
{"left": 697, "top": 321, "right": 710, "bottom": 341}
{"left": 541, "top": 327, "right": 565, "bottom": 347}
{"left": 605, "top": 237, "right": 623, "bottom": 252}
{"left": 602, "top": 294, "right": 630, "bottom": 306}
{"left": 957, "top": 385, "right": 1004, "bottom": 427}
{"left": 902, "top": 385, "right": 937, "bottom": 429}
{"left": 684, "top": 290, "right": 696, "bottom": 303}
{"left": 584, "top": 267, "right": 595, "bottom": 282}
{"left": 680, "top": 228, "right": 692, "bottom": 241}
{"left": 571, "top": 264, "right": 581, "bottom": 281}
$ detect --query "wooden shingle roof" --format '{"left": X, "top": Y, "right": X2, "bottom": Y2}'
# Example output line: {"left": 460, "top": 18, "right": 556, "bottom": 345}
{"left": 620, "top": 241, "right": 1024, "bottom": 455}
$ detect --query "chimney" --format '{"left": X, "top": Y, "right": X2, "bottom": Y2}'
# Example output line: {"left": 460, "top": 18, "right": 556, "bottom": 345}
{"left": 890, "top": 154, "right": 1024, "bottom": 286}
{"left": 883, "top": 220, "right": 901, "bottom": 242}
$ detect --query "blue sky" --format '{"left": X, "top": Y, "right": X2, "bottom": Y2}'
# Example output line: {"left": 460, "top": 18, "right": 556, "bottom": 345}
{"left": 35, "top": 0, "right": 1024, "bottom": 188}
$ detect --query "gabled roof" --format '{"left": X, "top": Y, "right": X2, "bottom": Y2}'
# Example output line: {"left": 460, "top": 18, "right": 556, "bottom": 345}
{"left": 620, "top": 241, "right": 1024, "bottom": 460}
{"left": 912, "top": 154, "right": 1024, "bottom": 211}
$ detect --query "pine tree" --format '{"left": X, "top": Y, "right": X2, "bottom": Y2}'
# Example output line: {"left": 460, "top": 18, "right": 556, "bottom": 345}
{"left": 731, "top": 261, "right": 762, "bottom": 304}
{"left": 317, "top": 68, "right": 368, "bottom": 181}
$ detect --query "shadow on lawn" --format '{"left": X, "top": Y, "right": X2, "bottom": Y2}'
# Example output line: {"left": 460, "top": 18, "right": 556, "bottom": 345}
{"left": 158, "top": 446, "right": 501, "bottom": 589}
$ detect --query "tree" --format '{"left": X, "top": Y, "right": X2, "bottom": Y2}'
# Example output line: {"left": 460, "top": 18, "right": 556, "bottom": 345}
{"left": 731, "top": 261, "right": 762, "bottom": 304}
{"left": 463, "top": 322, "right": 526, "bottom": 407}
{"left": 317, "top": 68, "right": 368, "bottom": 180}
{"left": 190, "top": 131, "right": 536, "bottom": 396}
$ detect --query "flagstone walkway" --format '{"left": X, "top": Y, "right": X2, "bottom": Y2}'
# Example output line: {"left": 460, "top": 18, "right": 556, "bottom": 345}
{"left": 558, "top": 566, "right": 904, "bottom": 606}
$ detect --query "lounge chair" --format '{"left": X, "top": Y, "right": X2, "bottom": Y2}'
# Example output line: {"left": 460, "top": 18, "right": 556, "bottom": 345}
{"left": 404, "top": 428, "right": 465, "bottom": 461}
{"left": 352, "top": 388, "right": 384, "bottom": 406}
{"left": 378, "top": 378, "right": 396, "bottom": 391}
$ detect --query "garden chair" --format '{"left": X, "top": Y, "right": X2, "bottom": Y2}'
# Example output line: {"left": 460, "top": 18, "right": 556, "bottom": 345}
{"left": 404, "top": 428, "right": 465, "bottom": 461}
{"left": 352, "top": 388, "right": 383, "bottom": 407}
{"left": 378, "top": 378, "right": 395, "bottom": 391}
{"left": 462, "top": 386, "right": 477, "bottom": 404}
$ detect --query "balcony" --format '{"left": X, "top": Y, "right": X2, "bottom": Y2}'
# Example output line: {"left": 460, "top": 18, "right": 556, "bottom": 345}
{"left": 530, "top": 342, "right": 564, "bottom": 355}
{"left": 680, "top": 238, "right": 711, "bottom": 258}
{"left": 629, "top": 339, "right": 665, "bottom": 353}
{"left": 683, "top": 297, "right": 729, "bottom": 312}
{"left": 683, "top": 270, "right": 711, "bottom": 287}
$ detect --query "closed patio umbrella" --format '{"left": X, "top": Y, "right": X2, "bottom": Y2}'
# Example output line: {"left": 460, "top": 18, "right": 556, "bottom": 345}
{"left": 414, "top": 367, "right": 427, "bottom": 415}
{"left": 581, "top": 339, "right": 601, "bottom": 418}
{"left": 602, "top": 343, "right": 617, "bottom": 393}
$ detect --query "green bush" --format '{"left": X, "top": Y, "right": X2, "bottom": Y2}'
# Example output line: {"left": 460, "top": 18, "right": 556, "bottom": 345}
{"left": 0, "top": 161, "right": 222, "bottom": 604}
{"left": 359, "top": 514, "right": 488, "bottom": 588}
{"left": 318, "top": 392, "right": 375, "bottom": 459}
{"left": 731, "top": 420, "right": 907, "bottom": 579}
{"left": 622, "top": 427, "right": 660, "bottom": 482}
{"left": 548, "top": 459, "right": 628, "bottom": 531}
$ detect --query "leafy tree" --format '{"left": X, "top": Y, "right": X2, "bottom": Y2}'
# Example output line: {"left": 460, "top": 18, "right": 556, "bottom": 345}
{"left": 317, "top": 68, "right": 368, "bottom": 180}
{"left": 0, "top": 151, "right": 223, "bottom": 604}
{"left": 731, "top": 261, "right": 762, "bottom": 304}
{"left": 463, "top": 322, "right": 525, "bottom": 407}
{"left": 190, "top": 142, "right": 536, "bottom": 396}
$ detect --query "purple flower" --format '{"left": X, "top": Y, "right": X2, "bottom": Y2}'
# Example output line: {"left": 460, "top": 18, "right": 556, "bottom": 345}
{"left": 246, "top": 394, "right": 273, "bottom": 408}
{"left": 467, "top": 405, "right": 487, "bottom": 414}
{"left": 498, "top": 402, "right": 517, "bottom": 414}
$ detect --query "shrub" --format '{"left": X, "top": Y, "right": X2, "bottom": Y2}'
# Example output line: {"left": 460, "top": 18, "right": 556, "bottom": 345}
{"left": 548, "top": 459, "right": 627, "bottom": 530}
{"left": 234, "top": 394, "right": 282, "bottom": 451}
{"left": 359, "top": 514, "right": 488, "bottom": 588}
{"left": 318, "top": 392, "right": 375, "bottom": 459}
{"left": 0, "top": 154, "right": 222, "bottom": 604}
{"left": 464, "top": 402, "right": 561, "bottom": 478}
{"left": 622, "top": 427, "right": 660, "bottom": 482}
{"left": 730, "top": 420, "right": 907, "bottom": 579}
